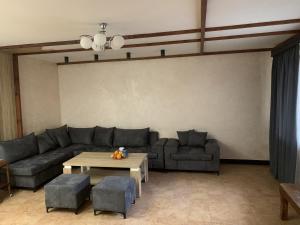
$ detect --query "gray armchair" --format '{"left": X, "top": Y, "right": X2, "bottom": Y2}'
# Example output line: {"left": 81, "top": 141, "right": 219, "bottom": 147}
{"left": 164, "top": 138, "right": 220, "bottom": 174}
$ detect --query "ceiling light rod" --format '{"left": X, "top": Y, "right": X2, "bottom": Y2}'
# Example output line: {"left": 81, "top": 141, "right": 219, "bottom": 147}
{"left": 80, "top": 22, "right": 125, "bottom": 52}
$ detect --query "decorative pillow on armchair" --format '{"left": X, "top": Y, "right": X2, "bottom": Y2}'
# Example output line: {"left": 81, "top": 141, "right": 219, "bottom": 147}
{"left": 177, "top": 130, "right": 194, "bottom": 146}
{"left": 188, "top": 130, "right": 207, "bottom": 147}
{"left": 46, "top": 125, "right": 71, "bottom": 148}
{"left": 113, "top": 128, "right": 149, "bottom": 147}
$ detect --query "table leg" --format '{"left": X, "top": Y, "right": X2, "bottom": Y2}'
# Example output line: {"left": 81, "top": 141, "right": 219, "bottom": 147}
{"left": 63, "top": 165, "right": 73, "bottom": 174}
{"left": 81, "top": 166, "right": 88, "bottom": 173}
{"left": 143, "top": 157, "right": 149, "bottom": 183}
{"left": 280, "top": 195, "right": 288, "bottom": 220}
{"left": 5, "top": 165, "right": 12, "bottom": 197}
{"left": 130, "top": 168, "right": 142, "bottom": 198}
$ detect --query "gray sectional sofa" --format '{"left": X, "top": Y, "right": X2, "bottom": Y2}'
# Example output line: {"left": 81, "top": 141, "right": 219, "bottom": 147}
{"left": 164, "top": 130, "right": 220, "bottom": 174}
{"left": 0, "top": 125, "right": 166, "bottom": 191}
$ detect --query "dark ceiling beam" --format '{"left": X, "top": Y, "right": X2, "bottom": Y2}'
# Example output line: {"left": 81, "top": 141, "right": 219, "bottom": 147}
{"left": 206, "top": 29, "right": 300, "bottom": 41}
{"left": 1, "top": 18, "right": 300, "bottom": 51}
{"left": 200, "top": 0, "right": 207, "bottom": 53}
{"left": 273, "top": 33, "right": 300, "bottom": 49}
{"left": 206, "top": 18, "right": 300, "bottom": 32}
{"left": 16, "top": 29, "right": 300, "bottom": 56}
{"left": 56, "top": 48, "right": 271, "bottom": 65}
{"left": 16, "top": 39, "right": 202, "bottom": 55}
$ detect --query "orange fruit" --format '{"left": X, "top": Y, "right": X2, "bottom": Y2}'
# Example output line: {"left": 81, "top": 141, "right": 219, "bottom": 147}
{"left": 116, "top": 154, "right": 122, "bottom": 160}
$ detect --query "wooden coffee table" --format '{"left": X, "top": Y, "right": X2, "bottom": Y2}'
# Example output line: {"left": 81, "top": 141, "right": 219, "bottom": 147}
{"left": 279, "top": 183, "right": 300, "bottom": 220}
{"left": 63, "top": 152, "right": 148, "bottom": 197}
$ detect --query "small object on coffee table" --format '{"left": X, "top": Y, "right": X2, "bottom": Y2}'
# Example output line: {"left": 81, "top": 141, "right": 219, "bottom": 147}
{"left": 279, "top": 183, "right": 300, "bottom": 220}
{"left": 0, "top": 159, "right": 12, "bottom": 197}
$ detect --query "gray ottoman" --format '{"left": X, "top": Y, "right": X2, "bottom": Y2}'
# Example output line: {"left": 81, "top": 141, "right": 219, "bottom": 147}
{"left": 44, "top": 174, "right": 90, "bottom": 214}
{"left": 92, "top": 176, "right": 136, "bottom": 219}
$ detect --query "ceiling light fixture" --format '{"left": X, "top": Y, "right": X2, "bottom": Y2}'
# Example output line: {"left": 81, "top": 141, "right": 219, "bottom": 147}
{"left": 80, "top": 23, "right": 125, "bottom": 52}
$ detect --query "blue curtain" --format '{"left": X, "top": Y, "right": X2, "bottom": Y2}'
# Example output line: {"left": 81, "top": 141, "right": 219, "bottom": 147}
{"left": 269, "top": 44, "right": 299, "bottom": 183}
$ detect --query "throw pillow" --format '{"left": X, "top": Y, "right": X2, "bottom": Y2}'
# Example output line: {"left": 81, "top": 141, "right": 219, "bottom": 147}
{"left": 37, "top": 132, "right": 57, "bottom": 154}
{"left": 93, "top": 126, "right": 114, "bottom": 147}
{"left": 69, "top": 127, "right": 95, "bottom": 145}
{"left": 177, "top": 130, "right": 194, "bottom": 146}
{"left": 0, "top": 133, "right": 38, "bottom": 163}
{"left": 46, "top": 125, "right": 71, "bottom": 148}
{"left": 188, "top": 130, "right": 207, "bottom": 147}
{"left": 113, "top": 128, "right": 149, "bottom": 147}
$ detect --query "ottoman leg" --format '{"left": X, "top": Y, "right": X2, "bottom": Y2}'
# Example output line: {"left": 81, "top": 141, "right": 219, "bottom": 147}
{"left": 46, "top": 207, "right": 51, "bottom": 213}
{"left": 123, "top": 213, "right": 127, "bottom": 219}
{"left": 74, "top": 209, "right": 78, "bottom": 215}
{"left": 94, "top": 210, "right": 97, "bottom": 216}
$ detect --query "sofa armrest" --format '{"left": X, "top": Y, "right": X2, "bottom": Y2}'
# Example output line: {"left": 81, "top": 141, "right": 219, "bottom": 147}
{"left": 152, "top": 138, "right": 167, "bottom": 148}
{"left": 205, "top": 139, "right": 220, "bottom": 158}
{"left": 151, "top": 138, "right": 167, "bottom": 155}
{"left": 165, "top": 138, "right": 179, "bottom": 154}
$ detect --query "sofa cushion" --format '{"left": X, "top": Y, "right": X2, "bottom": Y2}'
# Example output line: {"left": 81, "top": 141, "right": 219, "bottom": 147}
{"left": 172, "top": 147, "right": 212, "bottom": 161}
{"left": 69, "top": 127, "right": 95, "bottom": 145}
{"left": 126, "top": 146, "right": 149, "bottom": 153}
{"left": 0, "top": 133, "right": 38, "bottom": 163}
{"left": 37, "top": 132, "right": 57, "bottom": 154}
{"left": 188, "top": 130, "right": 207, "bottom": 147}
{"left": 46, "top": 125, "right": 71, "bottom": 148}
{"left": 93, "top": 126, "right": 114, "bottom": 147}
{"left": 177, "top": 130, "right": 193, "bottom": 146}
{"left": 113, "top": 128, "right": 149, "bottom": 147}
{"left": 9, "top": 148, "right": 73, "bottom": 176}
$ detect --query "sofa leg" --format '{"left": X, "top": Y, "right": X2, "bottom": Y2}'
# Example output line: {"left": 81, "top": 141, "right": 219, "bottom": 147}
{"left": 123, "top": 213, "right": 127, "bottom": 219}
{"left": 46, "top": 207, "right": 50, "bottom": 213}
{"left": 216, "top": 171, "right": 220, "bottom": 176}
{"left": 74, "top": 209, "right": 78, "bottom": 215}
{"left": 94, "top": 210, "right": 97, "bottom": 216}
{"left": 132, "top": 199, "right": 135, "bottom": 204}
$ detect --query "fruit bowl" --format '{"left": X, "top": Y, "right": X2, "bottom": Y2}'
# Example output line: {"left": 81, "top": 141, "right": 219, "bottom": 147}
{"left": 111, "top": 148, "right": 128, "bottom": 160}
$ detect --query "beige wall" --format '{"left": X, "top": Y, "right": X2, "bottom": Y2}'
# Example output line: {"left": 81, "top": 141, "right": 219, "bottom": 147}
{"left": 19, "top": 56, "right": 61, "bottom": 135}
{"left": 58, "top": 53, "right": 272, "bottom": 160}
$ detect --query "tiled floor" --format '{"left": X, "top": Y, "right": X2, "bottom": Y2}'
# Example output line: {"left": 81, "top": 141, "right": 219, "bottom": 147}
{"left": 0, "top": 164, "right": 299, "bottom": 225}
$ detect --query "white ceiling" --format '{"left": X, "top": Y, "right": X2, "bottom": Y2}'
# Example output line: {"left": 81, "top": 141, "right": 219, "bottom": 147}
{"left": 1, "top": 0, "right": 300, "bottom": 63}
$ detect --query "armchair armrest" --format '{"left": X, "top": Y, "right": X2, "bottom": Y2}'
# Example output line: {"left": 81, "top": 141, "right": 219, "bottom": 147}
{"left": 151, "top": 138, "right": 167, "bottom": 155}
{"left": 164, "top": 139, "right": 179, "bottom": 169}
{"left": 205, "top": 139, "right": 220, "bottom": 158}
{"left": 152, "top": 138, "right": 167, "bottom": 148}
{"left": 149, "top": 138, "right": 167, "bottom": 169}
{"left": 165, "top": 138, "right": 179, "bottom": 154}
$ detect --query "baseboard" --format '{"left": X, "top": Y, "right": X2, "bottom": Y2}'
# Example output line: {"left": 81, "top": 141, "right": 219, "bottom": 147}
{"left": 220, "top": 159, "right": 270, "bottom": 165}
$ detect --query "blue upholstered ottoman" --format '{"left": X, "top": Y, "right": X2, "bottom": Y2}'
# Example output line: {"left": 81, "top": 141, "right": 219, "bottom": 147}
{"left": 44, "top": 174, "right": 90, "bottom": 214}
{"left": 92, "top": 176, "right": 136, "bottom": 219}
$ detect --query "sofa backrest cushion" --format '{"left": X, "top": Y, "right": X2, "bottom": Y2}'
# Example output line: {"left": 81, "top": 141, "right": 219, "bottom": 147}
{"left": 113, "top": 128, "right": 149, "bottom": 147}
{"left": 37, "top": 132, "right": 57, "bottom": 154}
{"left": 0, "top": 133, "right": 38, "bottom": 163}
{"left": 177, "top": 130, "right": 194, "bottom": 146}
{"left": 93, "top": 126, "right": 114, "bottom": 147}
{"left": 46, "top": 125, "right": 71, "bottom": 148}
{"left": 69, "top": 127, "right": 95, "bottom": 145}
{"left": 188, "top": 130, "right": 207, "bottom": 147}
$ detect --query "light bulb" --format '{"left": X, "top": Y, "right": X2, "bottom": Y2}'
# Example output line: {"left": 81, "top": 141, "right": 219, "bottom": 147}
{"left": 110, "top": 35, "right": 125, "bottom": 50}
{"left": 80, "top": 36, "right": 92, "bottom": 49}
{"left": 94, "top": 33, "right": 107, "bottom": 46}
